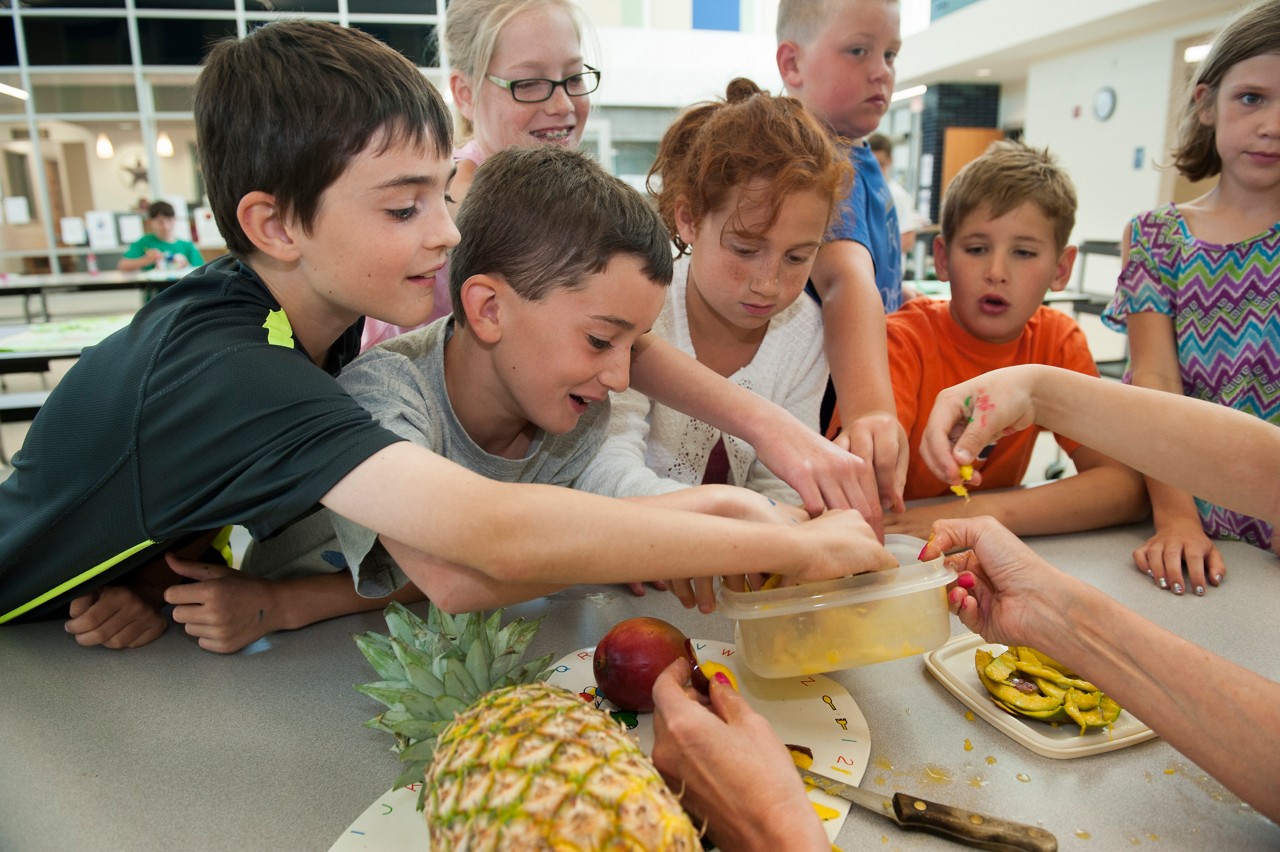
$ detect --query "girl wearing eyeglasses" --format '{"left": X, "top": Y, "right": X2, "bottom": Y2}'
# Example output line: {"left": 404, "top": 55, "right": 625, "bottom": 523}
{"left": 361, "top": 0, "right": 597, "bottom": 349}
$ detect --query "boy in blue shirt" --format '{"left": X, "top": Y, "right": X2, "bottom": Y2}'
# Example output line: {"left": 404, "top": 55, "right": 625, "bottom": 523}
{"left": 776, "top": 0, "right": 908, "bottom": 512}
{"left": 0, "top": 20, "right": 885, "bottom": 650}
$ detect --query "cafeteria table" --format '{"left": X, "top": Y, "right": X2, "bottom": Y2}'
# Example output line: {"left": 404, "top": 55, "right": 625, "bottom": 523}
{"left": 0, "top": 268, "right": 190, "bottom": 322}
{"left": 1, "top": 523, "right": 1277, "bottom": 850}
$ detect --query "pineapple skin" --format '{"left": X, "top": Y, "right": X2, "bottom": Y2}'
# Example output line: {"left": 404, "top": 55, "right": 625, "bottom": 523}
{"left": 425, "top": 683, "right": 701, "bottom": 851}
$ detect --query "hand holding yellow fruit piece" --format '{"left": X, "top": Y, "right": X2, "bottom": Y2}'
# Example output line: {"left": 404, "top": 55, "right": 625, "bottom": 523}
{"left": 950, "top": 464, "right": 974, "bottom": 500}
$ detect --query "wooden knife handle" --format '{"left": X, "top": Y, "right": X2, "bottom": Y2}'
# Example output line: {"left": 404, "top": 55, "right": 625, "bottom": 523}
{"left": 891, "top": 792, "right": 1058, "bottom": 852}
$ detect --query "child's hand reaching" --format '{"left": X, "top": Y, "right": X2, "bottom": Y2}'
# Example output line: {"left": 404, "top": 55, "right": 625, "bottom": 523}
{"left": 65, "top": 586, "right": 169, "bottom": 649}
{"left": 831, "top": 410, "right": 908, "bottom": 514}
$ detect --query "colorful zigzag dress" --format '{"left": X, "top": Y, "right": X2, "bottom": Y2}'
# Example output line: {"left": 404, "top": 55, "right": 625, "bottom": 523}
{"left": 1103, "top": 204, "right": 1280, "bottom": 550}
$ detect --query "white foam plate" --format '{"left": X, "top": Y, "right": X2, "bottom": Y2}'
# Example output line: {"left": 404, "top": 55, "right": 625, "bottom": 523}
{"left": 924, "top": 632, "right": 1157, "bottom": 759}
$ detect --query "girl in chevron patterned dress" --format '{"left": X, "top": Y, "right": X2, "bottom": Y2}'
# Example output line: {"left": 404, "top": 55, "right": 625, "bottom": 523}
{"left": 1102, "top": 0, "right": 1280, "bottom": 596}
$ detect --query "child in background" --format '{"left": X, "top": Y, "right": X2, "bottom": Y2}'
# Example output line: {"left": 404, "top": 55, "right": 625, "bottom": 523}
{"left": 868, "top": 141, "right": 1147, "bottom": 538}
{"left": 577, "top": 79, "right": 850, "bottom": 511}
{"left": 775, "top": 0, "right": 908, "bottom": 514}
{"left": 1102, "top": 0, "right": 1280, "bottom": 596}
{"left": 362, "top": 0, "right": 885, "bottom": 526}
{"left": 117, "top": 200, "right": 204, "bottom": 272}
{"left": 231, "top": 145, "right": 827, "bottom": 640}
{"left": 0, "top": 21, "right": 887, "bottom": 651}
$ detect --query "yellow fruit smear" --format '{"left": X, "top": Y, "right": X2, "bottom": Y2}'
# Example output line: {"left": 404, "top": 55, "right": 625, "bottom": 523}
{"left": 950, "top": 464, "right": 974, "bottom": 500}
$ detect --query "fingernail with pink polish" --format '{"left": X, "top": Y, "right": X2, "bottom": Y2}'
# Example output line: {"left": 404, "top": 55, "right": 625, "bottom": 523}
{"left": 714, "top": 672, "right": 731, "bottom": 686}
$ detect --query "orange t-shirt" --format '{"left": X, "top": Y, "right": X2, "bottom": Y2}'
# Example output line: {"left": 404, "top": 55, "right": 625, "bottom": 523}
{"left": 880, "top": 299, "right": 1099, "bottom": 500}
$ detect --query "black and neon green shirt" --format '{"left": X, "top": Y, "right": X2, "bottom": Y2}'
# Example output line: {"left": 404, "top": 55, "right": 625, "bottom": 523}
{"left": 0, "top": 255, "right": 400, "bottom": 623}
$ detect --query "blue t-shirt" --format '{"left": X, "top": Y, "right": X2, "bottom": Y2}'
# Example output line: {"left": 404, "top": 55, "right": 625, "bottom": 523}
{"left": 823, "top": 142, "right": 903, "bottom": 313}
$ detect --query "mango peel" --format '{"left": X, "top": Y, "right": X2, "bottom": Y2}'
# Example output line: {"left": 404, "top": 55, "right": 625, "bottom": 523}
{"left": 975, "top": 647, "right": 1121, "bottom": 735}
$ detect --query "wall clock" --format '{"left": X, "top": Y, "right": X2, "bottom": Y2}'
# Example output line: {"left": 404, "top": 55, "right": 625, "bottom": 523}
{"left": 1093, "top": 86, "right": 1117, "bottom": 121}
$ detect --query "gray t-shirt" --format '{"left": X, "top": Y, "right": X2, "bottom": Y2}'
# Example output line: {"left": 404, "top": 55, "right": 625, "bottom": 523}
{"left": 240, "top": 317, "right": 610, "bottom": 597}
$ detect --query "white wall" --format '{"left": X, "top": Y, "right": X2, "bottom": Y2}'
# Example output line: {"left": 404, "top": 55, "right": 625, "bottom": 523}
{"left": 595, "top": 26, "right": 782, "bottom": 107}
{"left": 1020, "top": 12, "right": 1231, "bottom": 294}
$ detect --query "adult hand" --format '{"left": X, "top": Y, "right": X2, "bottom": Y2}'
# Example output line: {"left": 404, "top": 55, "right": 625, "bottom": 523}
{"left": 833, "top": 411, "right": 908, "bottom": 514}
{"left": 1132, "top": 519, "right": 1226, "bottom": 596}
{"left": 64, "top": 586, "right": 168, "bottom": 649}
{"left": 650, "top": 658, "right": 829, "bottom": 852}
{"left": 922, "top": 516, "right": 1068, "bottom": 648}
{"left": 920, "top": 368, "right": 1036, "bottom": 488}
{"left": 164, "top": 555, "right": 281, "bottom": 653}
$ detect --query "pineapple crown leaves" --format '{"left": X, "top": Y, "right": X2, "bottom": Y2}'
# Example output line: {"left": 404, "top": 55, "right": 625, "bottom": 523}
{"left": 353, "top": 601, "right": 553, "bottom": 809}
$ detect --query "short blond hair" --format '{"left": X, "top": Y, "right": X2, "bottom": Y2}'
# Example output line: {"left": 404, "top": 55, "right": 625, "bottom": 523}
{"left": 940, "top": 140, "right": 1077, "bottom": 252}
{"left": 777, "top": 0, "right": 896, "bottom": 44}
{"left": 776, "top": 0, "right": 836, "bottom": 44}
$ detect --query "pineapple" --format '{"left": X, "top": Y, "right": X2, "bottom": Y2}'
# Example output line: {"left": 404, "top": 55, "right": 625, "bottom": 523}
{"left": 355, "top": 602, "right": 701, "bottom": 850}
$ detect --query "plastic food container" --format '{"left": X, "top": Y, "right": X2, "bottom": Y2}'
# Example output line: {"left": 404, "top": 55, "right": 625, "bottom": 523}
{"left": 718, "top": 535, "right": 956, "bottom": 678}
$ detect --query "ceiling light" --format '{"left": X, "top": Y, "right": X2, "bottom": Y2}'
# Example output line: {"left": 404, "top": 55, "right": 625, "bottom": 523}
{"left": 891, "top": 84, "right": 927, "bottom": 103}
{"left": 0, "top": 83, "right": 28, "bottom": 100}
{"left": 156, "top": 131, "right": 174, "bottom": 158}
{"left": 1184, "top": 43, "right": 1211, "bottom": 63}
{"left": 95, "top": 133, "right": 114, "bottom": 159}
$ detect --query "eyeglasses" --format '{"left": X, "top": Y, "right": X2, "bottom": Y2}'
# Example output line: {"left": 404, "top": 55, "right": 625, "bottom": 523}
{"left": 485, "top": 65, "right": 601, "bottom": 104}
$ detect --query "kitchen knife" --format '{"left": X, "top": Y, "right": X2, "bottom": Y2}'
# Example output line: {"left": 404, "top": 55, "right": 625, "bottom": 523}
{"left": 797, "top": 766, "right": 1057, "bottom": 851}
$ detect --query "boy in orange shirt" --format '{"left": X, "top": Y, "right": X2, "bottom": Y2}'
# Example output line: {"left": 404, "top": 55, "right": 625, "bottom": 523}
{"left": 872, "top": 141, "right": 1148, "bottom": 536}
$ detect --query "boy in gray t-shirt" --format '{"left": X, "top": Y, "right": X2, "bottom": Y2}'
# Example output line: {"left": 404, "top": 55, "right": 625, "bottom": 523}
{"left": 241, "top": 146, "right": 811, "bottom": 621}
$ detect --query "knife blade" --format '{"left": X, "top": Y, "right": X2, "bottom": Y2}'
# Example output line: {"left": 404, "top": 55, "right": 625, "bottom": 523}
{"left": 797, "top": 766, "right": 1057, "bottom": 852}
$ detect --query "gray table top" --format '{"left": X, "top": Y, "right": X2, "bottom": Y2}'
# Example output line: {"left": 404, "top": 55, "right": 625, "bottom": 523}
{"left": 2, "top": 522, "right": 1277, "bottom": 850}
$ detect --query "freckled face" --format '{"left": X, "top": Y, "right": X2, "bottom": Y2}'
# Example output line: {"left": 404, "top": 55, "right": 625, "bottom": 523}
{"left": 461, "top": 5, "right": 590, "bottom": 157}
{"left": 493, "top": 255, "right": 666, "bottom": 435}
{"left": 678, "top": 181, "right": 829, "bottom": 337}
{"left": 287, "top": 136, "right": 459, "bottom": 329}
{"left": 938, "top": 202, "right": 1074, "bottom": 344}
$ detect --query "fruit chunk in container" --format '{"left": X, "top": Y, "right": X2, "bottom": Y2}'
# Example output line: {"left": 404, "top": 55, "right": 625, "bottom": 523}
{"left": 717, "top": 535, "right": 955, "bottom": 678}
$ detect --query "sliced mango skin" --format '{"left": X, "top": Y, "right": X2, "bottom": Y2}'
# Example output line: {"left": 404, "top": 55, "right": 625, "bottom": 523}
{"left": 976, "top": 647, "right": 1122, "bottom": 733}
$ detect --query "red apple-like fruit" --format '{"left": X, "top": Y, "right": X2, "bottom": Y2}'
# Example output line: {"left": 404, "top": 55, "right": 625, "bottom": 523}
{"left": 593, "top": 617, "right": 689, "bottom": 713}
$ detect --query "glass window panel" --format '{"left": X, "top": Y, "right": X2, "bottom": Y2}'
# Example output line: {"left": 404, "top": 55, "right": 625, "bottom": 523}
{"left": 0, "top": 21, "right": 17, "bottom": 65}
{"left": 136, "top": 18, "right": 237, "bottom": 65}
{"left": 135, "top": 0, "right": 233, "bottom": 8}
{"left": 351, "top": 22, "right": 438, "bottom": 68}
{"left": 0, "top": 75, "right": 28, "bottom": 114}
{"left": 348, "top": 0, "right": 437, "bottom": 13}
{"left": 23, "top": 18, "right": 131, "bottom": 65}
{"left": 245, "top": 0, "right": 339, "bottom": 12}
{"left": 13, "top": 0, "right": 126, "bottom": 8}
{"left": 151, "top": 83, "right": 196, "bottom": 113}
{"left": 33, "top": 81, "right": 137, "bottom": 112}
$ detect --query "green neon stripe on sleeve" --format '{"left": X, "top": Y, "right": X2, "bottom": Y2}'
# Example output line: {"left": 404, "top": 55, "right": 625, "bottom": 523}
{"left": 0, "top": 539, "right": 157, "bottom": 625}
{"left": 263, "top": 309, "right": 295, "bottom": 349}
